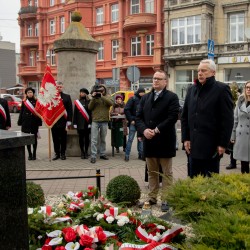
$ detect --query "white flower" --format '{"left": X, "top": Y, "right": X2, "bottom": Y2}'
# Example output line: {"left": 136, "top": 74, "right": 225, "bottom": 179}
{"left": 28, "top": 208, "right": 34, "bottom": 214}
{"left": 37, "top": 235, "right": 42, "bottom": 240}
{"left": 106, "top": 216, "right": 115, "bottom": 224}
{"left": 127, "top": 209, "right": 132, "bottom": 215}
{"left": 117, "top": 216, "right": 129, "bottom": 226}
{"left": 48, "top": 237, "right": 63, "bottom": 245}
{"left": 58, "top": 202, "right": 64, "bottom": 208}
{"left": 85, "top": 199, "right": 90, "bottom": 203}
{"left": 46, "top": 230, "right": 62, "bottom": 238}
{"left": 65, "top": 242, "right": 80, "bottom": 250}
{"left": 96, "top": 214, "right": 104, "bottom": 221}
{"left": 156, "top": 225, "right": 165, "bottom": 230}
{"left": 117, "top": 219, "right": 126, "bottom": 227}
{"left": 93, "top": 212, "right": 100, "bottom": 217}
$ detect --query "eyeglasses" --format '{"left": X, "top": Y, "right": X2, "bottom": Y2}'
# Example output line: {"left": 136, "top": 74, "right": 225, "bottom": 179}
{"left": 245, "top": 86, "right": 250, "bottom": 90}
{"left": 153, "top": 77, "right": 166, "bottom": 81}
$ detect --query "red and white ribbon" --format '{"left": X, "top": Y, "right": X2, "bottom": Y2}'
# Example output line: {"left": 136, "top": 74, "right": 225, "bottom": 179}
{"left": 52, "top": 216, "right": 72, "bottom": 224}
{"left": 0, "top": 104, "right": 6, "bottom": 122}
{"left": 40, "top": 205, "right": 52, "bottom": 216}
{"left": 119, "top": 242, "right": 177, "bottom": 250}
{"left": 69, "top": 201, "right": 84, "bottom": 211}
{"left": 24, "top": 99, "right": 37, "bottom": 116}
{"left": 74, "top": 99, "right": 90, "bottom": 123}
{"left": 104, "top": 207, "right": 119, "bottom": 219}
{"left": 136, "top": 224, "right": 183, "bottom": 244}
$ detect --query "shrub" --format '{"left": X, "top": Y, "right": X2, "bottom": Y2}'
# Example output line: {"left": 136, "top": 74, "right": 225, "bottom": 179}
{"left": 26, "top": 181, "right": 45, "bottom": 208}
{"left": 106, "top": 175, "right": 141, "bottom": 206}
{"left": 163, "top": 174, "right": 250, "bottom": 249}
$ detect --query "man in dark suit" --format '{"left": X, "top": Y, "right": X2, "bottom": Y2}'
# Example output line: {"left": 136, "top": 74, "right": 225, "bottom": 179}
{"left": 0, "top": 97, "right": 11, "bottom": 130}
{"left": 136, "top": 70, "right": 179, "bottom": 212}
{"left": 51, "top": 81, "right": 73, "bottom": 160}
{"left": 181, "top": 59, "right": 234, "bottom": 177}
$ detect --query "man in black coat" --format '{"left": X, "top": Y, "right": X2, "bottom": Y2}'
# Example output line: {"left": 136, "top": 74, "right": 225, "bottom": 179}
{"left": 0, "top": 97, "right": 11, "bottom": 130}
{"left": 181, "top": 59, "right": 234, "bottom": 178}
{"left": 136, "top": 70, "right": 179, "bottom": 212}
{"left": 51, "top": 81, "right": 73, "bottom": 160}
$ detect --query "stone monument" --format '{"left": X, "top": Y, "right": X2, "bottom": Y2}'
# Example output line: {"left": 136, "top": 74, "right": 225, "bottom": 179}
{"left": 0, "top": 130, "right": 35, "bottom": 249}
{"left": 54, "top": 11, "right": 99, "bottom": 156}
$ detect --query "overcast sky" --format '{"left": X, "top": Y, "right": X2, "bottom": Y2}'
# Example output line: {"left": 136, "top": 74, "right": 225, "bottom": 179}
{"left": 0, "top": 0, "right": 20, "bottom": 52}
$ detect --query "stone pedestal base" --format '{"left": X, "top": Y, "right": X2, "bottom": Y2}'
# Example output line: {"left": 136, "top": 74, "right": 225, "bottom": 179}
{"left": 66, "top": 129, "right": 81, "bottom": 156}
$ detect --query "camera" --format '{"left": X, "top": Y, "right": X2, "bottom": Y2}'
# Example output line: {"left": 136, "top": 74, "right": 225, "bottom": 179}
{"left": 92, "top": 85, "right": 103, "bottom": 98}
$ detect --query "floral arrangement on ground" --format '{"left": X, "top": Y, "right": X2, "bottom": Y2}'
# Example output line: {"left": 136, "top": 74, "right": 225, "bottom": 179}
{"left": 28, "top": 186, "right": 186, "bottom": 250}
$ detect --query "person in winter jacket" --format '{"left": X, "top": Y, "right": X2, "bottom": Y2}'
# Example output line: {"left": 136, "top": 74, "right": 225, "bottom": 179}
{"left": 88, "top": 84, "right": 113, "bottom": 164}
{"left": 18, "top": 87, "right": 42, "bottom": 160}
{"left": 0, "top": 97, "right": 11, "bottom": 130}
{"left": 231, "top": 81, "right": 250, "bottom": 174}
{"left": 73, "top": 88, "right": 91, "bottom": 159}
{"left": 124, "top": 87, "right": 145, "bottom": 161}
{"left": 110, "top": 94, "right": 128, "bottom": 153}
{"left": 181, "top": 59, "right": 234, "bottom": 177}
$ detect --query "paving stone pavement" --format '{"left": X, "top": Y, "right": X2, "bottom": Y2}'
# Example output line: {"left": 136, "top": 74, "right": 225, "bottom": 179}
{"left": 9, "top": 114, "right": 240, "bottom": 196}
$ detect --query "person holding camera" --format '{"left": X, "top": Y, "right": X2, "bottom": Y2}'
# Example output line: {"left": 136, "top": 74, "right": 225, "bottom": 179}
{"left": 88, "top": 84, "right": 113, "bottom": 163}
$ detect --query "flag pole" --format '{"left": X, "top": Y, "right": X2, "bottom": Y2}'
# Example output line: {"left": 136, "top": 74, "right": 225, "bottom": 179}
{"left": 48, "top": 128, "right": 52, "bottom": 161}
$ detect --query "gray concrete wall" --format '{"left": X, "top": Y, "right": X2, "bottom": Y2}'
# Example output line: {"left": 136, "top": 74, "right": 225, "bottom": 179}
{"left": 56, "top": 51, "right": 96, "bottom": 101}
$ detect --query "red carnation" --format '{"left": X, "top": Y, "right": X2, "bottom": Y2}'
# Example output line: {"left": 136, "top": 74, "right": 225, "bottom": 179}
{"left": 79, "top": 234, "right": 93, "bottom": 247}
{"left": 55, "top": 246, "right": 65, "bottom": 250}
{"left": 63, "top": 227, "right": 77, "bottom": 242}
{"left": 88, "top": 186, "right": 94, "bottom": 190}
{"left": 87, "top": 192, "right": 94, "bottom": 197}
{"left": 95, "top": 227, "right": 107, "bottom": 243}
{"left": 42, "top": 245, "right": 52, "bottom": 250}
{"left": 75, "top": 192, "right": 83, "bottom": 198}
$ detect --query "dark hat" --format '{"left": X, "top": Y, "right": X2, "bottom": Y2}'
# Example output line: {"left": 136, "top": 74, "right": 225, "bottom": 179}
{"left": 80, "top": 88, "right": 89, "bottom": 95}
{"left": 115, "top": 94, "right": 123, "bottom": 100}
{"left": 137, "top": 87, "right": 145, "bottom": 94}
{"left": 25, "top": 87, "right": 35, "bottom": 94}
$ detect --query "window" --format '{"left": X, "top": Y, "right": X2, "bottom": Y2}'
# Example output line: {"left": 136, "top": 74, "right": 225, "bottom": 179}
{"left": 50, "top": 0, "right": 55, "bottom": 6}
{"left": 36, "top": 51, "right": 39, "bottom": 62}
{"left": 145, "top": 0, "right": 154, "bottom": 13}
{"left": 171, "top": 15, "right": 201, "bottom": 45}
{"left": 28, "top": 0, "right": 32, "bottom": 6}
{"left": 34, "top": 0, "right": 38, "bottom": 7}
{"left": 27, "top": 24, "right": 32, "bottom": 37}
{"left": 50, "top": 19, "right": 55, "bottom": 35}
{"left": 29, "top": 51, "right": 34, "bottom": 66}
{"left": 131, "top": 37, "right": 141, "bottom": 56}
{"left": 96, "top": 7, "right": 104, "bottom": 26}
{"left": 50, "top": 50, "right": 56, "bottom": 66}
{"left": 131, "top": 0, "right": 140, "bottom": 14}
{"left": 229, "top": 13, "right": 244, "bottom": 43}
{"left": 35, "top": 23, "right": 39, "bottom": 36}
{"left": 60, "top": 16, "right": 65, "bottom": 33}
{"left": 111, "top": 4, "right": 119, "bottom": 23}
{"left": 112, "top": 40, "right": 119, "bottom": 59}
{"left": 97, "top": 42, "right": 104, "bottom": 60}
{"left": 146, "top": 34, "right": 154, "bottom": 55}
{"left": 61, "top": 0, "right": 65, "bottom": 3}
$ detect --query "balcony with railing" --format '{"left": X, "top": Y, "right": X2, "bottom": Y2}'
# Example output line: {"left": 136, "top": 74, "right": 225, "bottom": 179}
{"left": 217, "top": 42, "right": 250, "bottom": 56}
{"left": 123, "top": 13, "right": 156, "bottom": 30}
{"left": 164, "top": 43, "right": 207, "bottom": 60}
{"left": 19, "top": 6, "right": 37, "bottom": 19}
{"left": 20, "top": 37, "right": 39, "bottom": 47}
{"left": 122, "top": 55, "right": 154, "bottom": 67}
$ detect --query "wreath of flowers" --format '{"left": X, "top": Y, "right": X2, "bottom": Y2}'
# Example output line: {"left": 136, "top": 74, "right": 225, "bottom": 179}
{"left": 28, "top": 186, "right": 185, "bottom": 250}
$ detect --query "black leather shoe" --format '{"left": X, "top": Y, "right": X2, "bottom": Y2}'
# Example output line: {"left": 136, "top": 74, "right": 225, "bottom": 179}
{"left": 100, "top": 155, "right": 109, "bottom": 160}
{"left": 90, "top": 158, "right": 96, "bottom": 164}
{"left": 61, "top": 155, "right": 66, "bottom": 160}
{"left": 52, "top": 155, "right": 60, "bottom": 161}
{"left": 226, "top": 164, "right": 236, "bottom": 170}
{"left": 28, "top": 156, "right": 32, "bottom": 161}
{"left": 125, "top": 156, "right": 129, "bottom": 162}
{"left": 32, "top": 156, "right": 36, "bottom": 160}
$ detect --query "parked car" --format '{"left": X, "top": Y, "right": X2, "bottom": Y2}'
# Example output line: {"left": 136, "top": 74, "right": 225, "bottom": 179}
{"left": 2, "top": 94, "right": 22, "bottom": 113}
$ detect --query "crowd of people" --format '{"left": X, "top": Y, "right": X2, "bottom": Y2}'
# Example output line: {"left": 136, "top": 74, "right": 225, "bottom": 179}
{"left": 0, "top": 59, "right": 249, "bottom": 212}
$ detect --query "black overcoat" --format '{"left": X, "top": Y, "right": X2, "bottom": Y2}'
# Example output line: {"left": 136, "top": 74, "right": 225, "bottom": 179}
{"left": 0, "top": 98, "right": 11, "bottom": 129}
{"left": 17, "top": 98, "right": 42, "bottom": 134}
{"left": 136, "top": 88, "right": 179, "bottom": 158}
{"left": 53, "top": 92, "right": 73, "bottom": 128}
{"left": 181, "top": 76, "right": 234, "bottom": 159}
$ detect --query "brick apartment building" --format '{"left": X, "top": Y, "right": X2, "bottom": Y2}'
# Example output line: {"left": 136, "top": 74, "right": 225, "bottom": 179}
{"left": 18, "top": 0, "right": 164, "bottom": 94}
{"left": 164, "top": 0, "right": 250, "bottom": 99}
